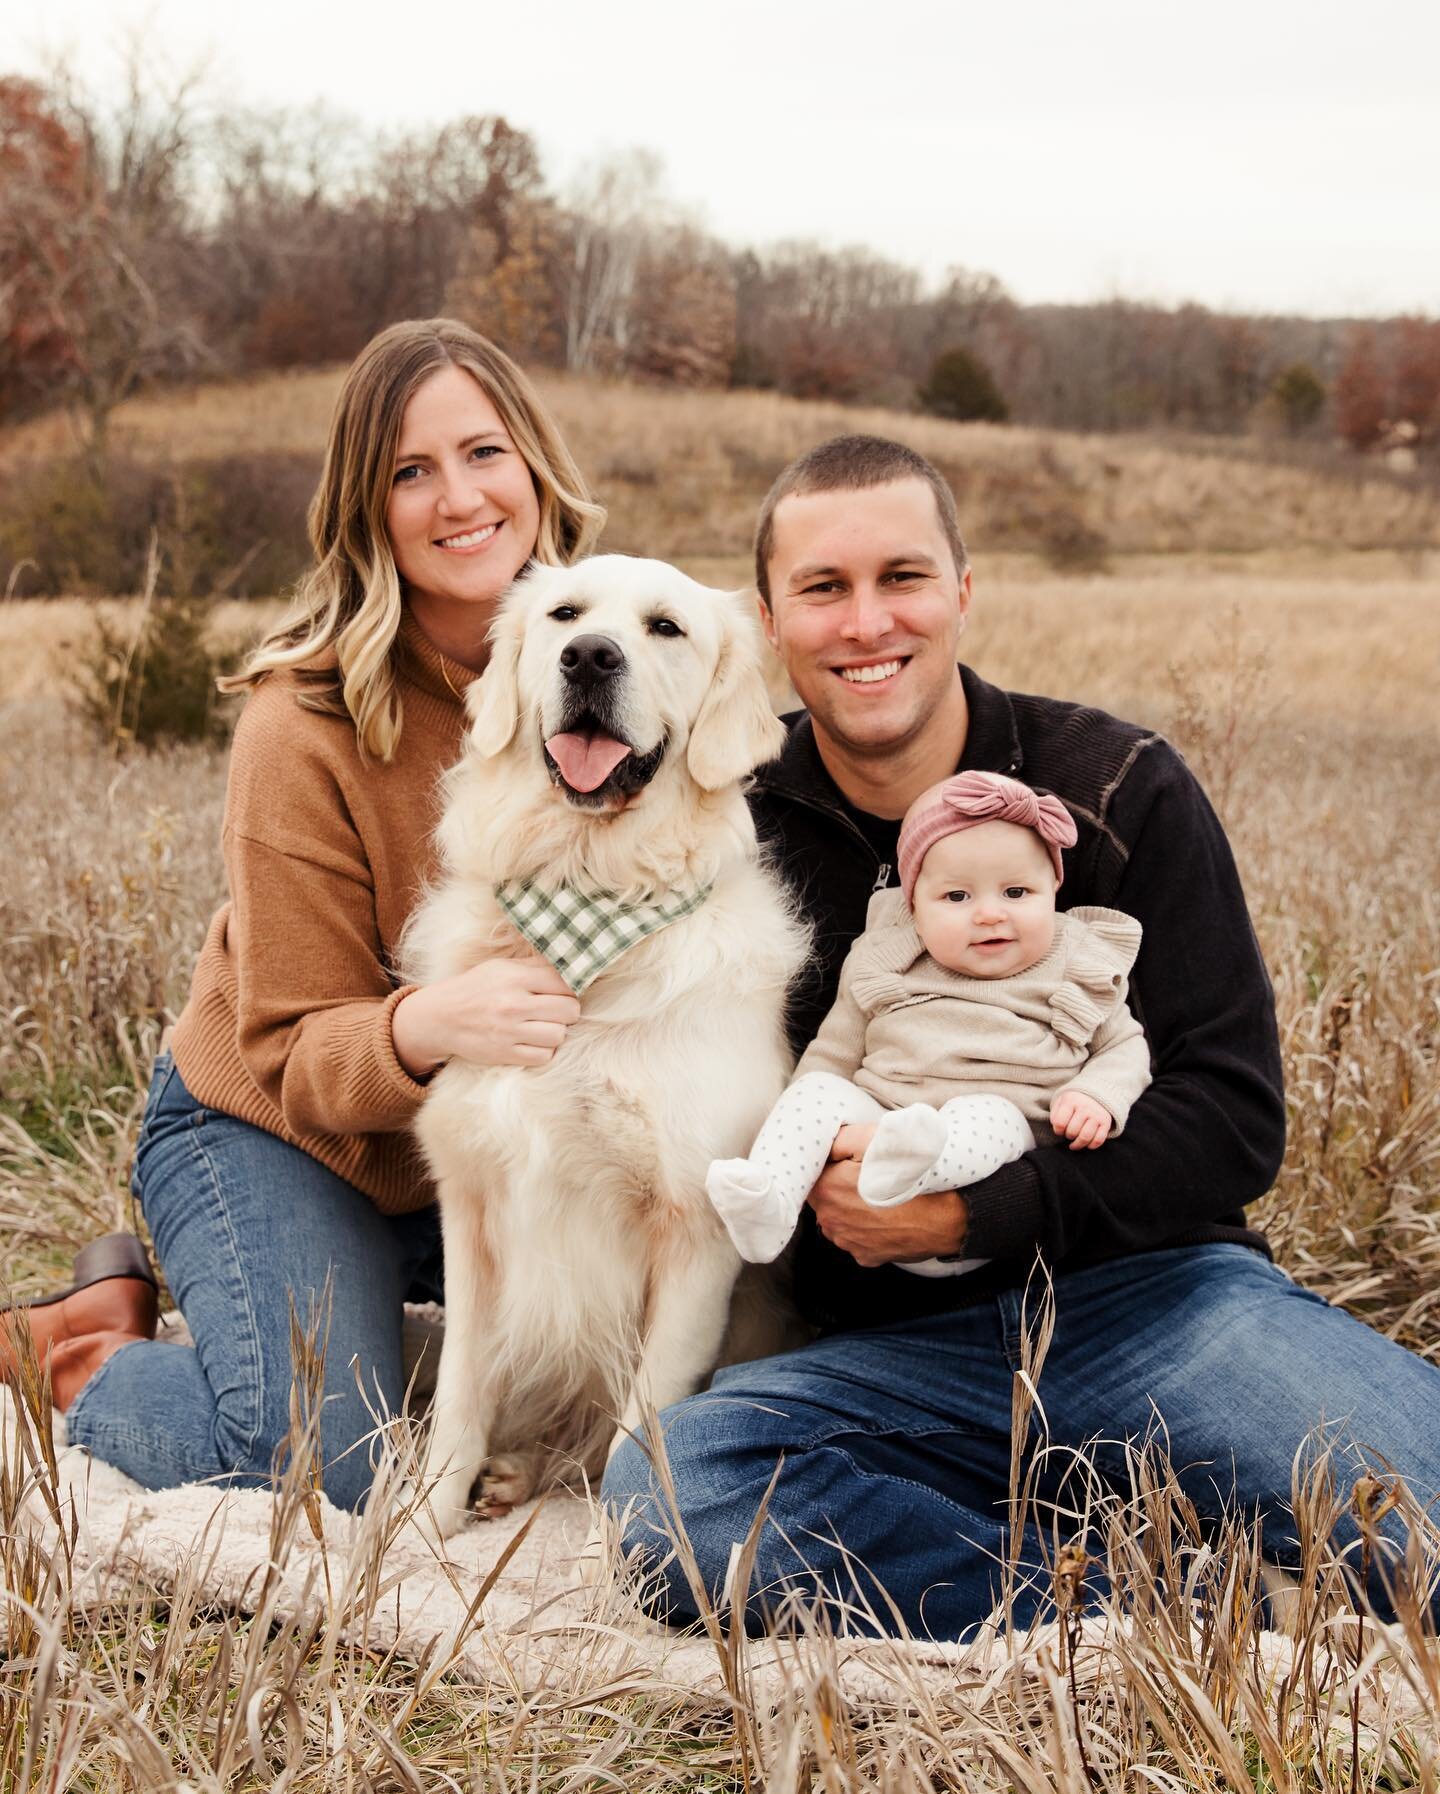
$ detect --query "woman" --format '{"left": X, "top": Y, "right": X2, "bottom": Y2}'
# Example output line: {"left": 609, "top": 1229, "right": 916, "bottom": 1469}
{"left": 2, "top": 319, "right": 602, "bottom": 1510}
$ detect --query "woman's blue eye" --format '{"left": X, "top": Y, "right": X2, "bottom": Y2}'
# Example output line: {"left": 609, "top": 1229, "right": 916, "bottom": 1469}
{"left": 394, "top": 464, "right": 420, "bottom": 483}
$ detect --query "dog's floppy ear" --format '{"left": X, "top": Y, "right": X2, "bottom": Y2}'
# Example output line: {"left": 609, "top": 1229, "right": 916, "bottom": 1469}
{"left": 466, "top": 603, "right": 523, "bottom": 757}
{"left": 687, "top": 589, "right": 787, "bottom": 791}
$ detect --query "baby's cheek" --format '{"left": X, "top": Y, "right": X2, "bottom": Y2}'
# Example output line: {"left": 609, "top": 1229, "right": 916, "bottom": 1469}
{"left": 915, "top": 905, "right": 968, "bottom": 973}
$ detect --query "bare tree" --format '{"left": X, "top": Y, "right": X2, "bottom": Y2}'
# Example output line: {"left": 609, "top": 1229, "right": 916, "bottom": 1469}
{"left": 559, "top": 149, "right": 667, "bottom": 374}
{"left": 733, "top": 240, "right": 921, "bottom": 401}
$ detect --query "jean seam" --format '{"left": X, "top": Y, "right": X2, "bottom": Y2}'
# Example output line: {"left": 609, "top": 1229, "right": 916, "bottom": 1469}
{"left": 821, "top": 1441, "right": 1011, "bottom": 1544}
{"left": 182, "top": 1120, "right": 265, "bottom": 1471}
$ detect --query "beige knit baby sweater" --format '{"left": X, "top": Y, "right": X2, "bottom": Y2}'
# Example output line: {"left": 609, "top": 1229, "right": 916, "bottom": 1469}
{"left": 795, "top": 890, "right": 1152, "bottom": 1140}
{"left": 170, "top": 614, "right": 475, "bottom": 1214}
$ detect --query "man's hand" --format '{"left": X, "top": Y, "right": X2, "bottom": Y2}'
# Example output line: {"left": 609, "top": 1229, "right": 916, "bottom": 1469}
{"left": 806, "top": 1124, "right": 968, "bottom": 1267}
{"left": 1050, "top": 1090, "right": 1113, "bottom": 1151}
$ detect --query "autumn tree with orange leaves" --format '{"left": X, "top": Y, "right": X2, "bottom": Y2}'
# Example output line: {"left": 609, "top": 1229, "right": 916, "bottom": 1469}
{"left": 0, "top": 78, "right": 86, "bottom": 414}
{"left": 0, "top": 63, "right": 206, "bottom": 454}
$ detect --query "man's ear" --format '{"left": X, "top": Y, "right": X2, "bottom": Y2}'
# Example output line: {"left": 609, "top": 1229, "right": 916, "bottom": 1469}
{"left": 466, "top": 605, "right": 522, "bottom": 756}
{"left": 757, "top": 588, "right": 779, "bottom": 655}
{"left": 687, "top": 590, "right": 786, "bottom": 791}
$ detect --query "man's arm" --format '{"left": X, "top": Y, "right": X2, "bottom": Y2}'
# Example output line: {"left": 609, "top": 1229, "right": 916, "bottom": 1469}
{"left": 957, "top": 741, "right": 1285, "bottom": 1264}
{"left": 809, "top": 742, "right": 1285, "bottom": 1269}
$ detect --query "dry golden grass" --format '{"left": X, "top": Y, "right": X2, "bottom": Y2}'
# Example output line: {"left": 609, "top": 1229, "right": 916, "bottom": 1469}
{"left": 5, "top": 364, "right": 1438, "bottom": 576}
{"left": 2, "top": 374, "right": 1439, "bottom": 1782}
{"left": 6, "top": 564, "right": 1438, "bottom": 728}
{"left": 5, "top": 1343, "right": 1438, "bottom": 1793}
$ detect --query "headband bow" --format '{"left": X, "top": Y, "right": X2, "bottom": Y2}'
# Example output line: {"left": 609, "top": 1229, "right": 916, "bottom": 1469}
{"left": 897, "top": 771, "right": 1077, "bottom": 906}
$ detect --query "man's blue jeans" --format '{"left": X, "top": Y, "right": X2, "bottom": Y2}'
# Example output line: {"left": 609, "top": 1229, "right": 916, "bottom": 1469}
{"left": 66, "top": 1054, "right": 443, "bottom": 1512}
{"left": 602, "top": 1243, "right": 1440, "bottom": 1639}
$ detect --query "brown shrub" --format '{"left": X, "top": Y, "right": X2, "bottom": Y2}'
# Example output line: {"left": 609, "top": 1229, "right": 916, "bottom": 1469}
{"left": 0, "top": 450, "right": 316, "bottom": 598}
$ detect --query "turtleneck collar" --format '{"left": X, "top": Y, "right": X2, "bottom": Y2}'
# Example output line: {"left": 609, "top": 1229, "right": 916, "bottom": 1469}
{"left": 395, "top": 607, "right": 483, "bottom": 724}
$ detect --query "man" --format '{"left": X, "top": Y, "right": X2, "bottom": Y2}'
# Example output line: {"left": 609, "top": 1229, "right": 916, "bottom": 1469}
{"left": 601, "top": 434, "right": 1440, "bottom": 1638}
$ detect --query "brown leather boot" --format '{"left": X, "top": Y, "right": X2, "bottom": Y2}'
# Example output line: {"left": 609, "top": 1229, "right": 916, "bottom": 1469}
{"left": 47, "top": 1329, "right": 147, "bottom": 1412}
{"left": 1, "top": 1233, "right": 159, "bottom": 1390}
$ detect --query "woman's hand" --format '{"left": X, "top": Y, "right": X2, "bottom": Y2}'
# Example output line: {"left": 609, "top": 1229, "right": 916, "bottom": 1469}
{"left": 806, "top": 1124, "right": 969, "bottom": 1267}
{"left": 393, "top": 954, "right": 581, "bottom": 1077}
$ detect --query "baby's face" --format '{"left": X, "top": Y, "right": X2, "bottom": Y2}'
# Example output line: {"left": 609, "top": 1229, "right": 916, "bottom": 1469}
{"left": 911, "top": 820, "right": 1059, "bottom": 979}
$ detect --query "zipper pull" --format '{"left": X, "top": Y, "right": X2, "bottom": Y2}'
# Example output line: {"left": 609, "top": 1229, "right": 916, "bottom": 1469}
{"left": 872, "top": 861, "right": 892, "bottom": 893}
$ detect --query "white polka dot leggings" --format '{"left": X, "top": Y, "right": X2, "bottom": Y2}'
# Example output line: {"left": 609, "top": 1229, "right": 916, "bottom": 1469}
{"left": 706, "top": 1073, "right": 1034, "bottom": 1279}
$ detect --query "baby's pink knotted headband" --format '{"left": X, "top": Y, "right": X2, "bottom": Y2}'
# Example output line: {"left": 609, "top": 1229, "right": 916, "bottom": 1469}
{"left": 897, "top": 770, "right": 1078, "bottom": 905}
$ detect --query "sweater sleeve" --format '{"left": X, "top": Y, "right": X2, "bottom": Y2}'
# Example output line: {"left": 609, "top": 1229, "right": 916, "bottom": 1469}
{"left": 793, "top": 946, "right": 870, "bottom": 1083}
{"left": 1054, "top": 982, "right": 1152, "bottom": 1133}
{"left": 222, "top": 700, "right": 430, "bottom": 1139}
{"left": 961, "top": 742, "right": 1286, "bottom": 1265}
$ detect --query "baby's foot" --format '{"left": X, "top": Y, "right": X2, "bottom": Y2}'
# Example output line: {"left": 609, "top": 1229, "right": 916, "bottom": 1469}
{"left": 705, "top": 1160, "right": 795, "bottom": 1263}
{"left": 858, "top": 1104, "right": 949, "bottom": 1206}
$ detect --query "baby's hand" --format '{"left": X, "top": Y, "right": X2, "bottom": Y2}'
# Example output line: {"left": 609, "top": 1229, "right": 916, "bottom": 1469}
{"left": 1050, "top": 1090, "right": 1113, "bottom": 1151}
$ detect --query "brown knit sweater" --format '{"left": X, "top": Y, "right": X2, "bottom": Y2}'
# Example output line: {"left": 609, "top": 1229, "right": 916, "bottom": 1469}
{"left": 170, "top": 614, "right": 475, "bottom": 1213}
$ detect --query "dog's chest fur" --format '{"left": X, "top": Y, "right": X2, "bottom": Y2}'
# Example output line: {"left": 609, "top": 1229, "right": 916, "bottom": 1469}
{"left": 417, "top": 860, "right": 803, "bottom": 1216}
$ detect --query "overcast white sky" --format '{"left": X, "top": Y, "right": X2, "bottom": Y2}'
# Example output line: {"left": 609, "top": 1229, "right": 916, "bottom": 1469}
{"left": 6, "top": 0, "right": 1438, "bottom": 318}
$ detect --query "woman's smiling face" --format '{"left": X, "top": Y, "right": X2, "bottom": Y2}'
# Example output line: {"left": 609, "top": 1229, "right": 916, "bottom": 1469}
{"left": 386, "top": 363, "right": 541, "bottom": 643}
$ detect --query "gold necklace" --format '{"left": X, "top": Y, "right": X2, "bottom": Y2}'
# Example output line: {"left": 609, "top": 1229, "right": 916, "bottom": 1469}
{"left": 439, "top": 654, "right": 466, "bottom": 703}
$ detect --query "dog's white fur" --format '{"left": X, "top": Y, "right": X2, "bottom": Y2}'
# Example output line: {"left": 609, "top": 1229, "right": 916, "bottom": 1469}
{"left": 401, "top": 555, "right": 809, "bottom": 1540}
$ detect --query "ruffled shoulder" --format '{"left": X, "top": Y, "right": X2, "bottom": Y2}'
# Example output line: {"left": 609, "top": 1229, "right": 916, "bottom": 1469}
{"left": 1047, "top": 907, "right": 1143, "bottom": 1047}
{"left": 847, "top": 887, "right": 928, "bottom": 1010}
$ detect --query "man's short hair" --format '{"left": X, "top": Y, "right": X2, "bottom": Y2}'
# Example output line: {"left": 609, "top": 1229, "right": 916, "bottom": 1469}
{"left": 754, "top": 434, "right": 969, "bottom": 605}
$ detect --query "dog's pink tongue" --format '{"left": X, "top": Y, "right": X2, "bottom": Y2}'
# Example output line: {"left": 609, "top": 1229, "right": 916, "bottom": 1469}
{"left": 545, "top": 731, "right": 632, "bottom": 793}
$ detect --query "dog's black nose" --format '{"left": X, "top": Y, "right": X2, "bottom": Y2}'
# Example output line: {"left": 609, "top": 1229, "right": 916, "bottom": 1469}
{"left": 560, "top": 634, "right": 626, "bottom": 682}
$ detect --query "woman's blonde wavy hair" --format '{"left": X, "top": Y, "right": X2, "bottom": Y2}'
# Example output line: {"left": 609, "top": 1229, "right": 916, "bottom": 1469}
{"left": 221, "top": 318, "right": 605, "bottom": 760}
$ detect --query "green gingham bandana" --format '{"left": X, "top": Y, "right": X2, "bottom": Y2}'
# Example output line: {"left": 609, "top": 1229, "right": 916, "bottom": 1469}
{"left": 494, "top": 880, "right": 714, "bottom": 993}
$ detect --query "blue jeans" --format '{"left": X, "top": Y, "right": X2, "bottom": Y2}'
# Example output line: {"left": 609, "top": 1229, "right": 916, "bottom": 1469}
{"left": 602, "top": 1243, "right": 1440, "bottom": 1639}
{"left": 66, "top": 1054, "right": 443, "bottom": 1512}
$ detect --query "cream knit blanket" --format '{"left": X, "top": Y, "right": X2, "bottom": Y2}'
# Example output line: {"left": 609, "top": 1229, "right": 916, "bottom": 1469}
{"left": 3, "top": 1308, "right": 1425, "bottom": 1729}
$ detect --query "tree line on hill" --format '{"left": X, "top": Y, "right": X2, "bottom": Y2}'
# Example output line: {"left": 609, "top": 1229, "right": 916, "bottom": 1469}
{"left": 2, "top": 64, "right": 1437, "bottom": 461}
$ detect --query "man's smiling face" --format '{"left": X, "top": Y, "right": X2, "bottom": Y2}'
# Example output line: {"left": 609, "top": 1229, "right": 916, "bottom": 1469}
{"left": 760, "top": 477, "right": 971, "bottom": 762}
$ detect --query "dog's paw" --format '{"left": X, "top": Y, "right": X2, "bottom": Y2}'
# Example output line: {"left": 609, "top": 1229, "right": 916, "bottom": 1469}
{"left": 391, "top": 1476, "right": 475, "bottom": 1553}
{"left": 390, "top": 1507, "right": 454, "bottom": 1558}
{"left": 477, "top": 1452, "right": 536, "bottom": 1516}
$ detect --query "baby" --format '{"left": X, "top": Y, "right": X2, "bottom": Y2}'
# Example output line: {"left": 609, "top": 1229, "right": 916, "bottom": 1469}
{"left": 707, "top": 770, "right": 1153, "bottom": 1277}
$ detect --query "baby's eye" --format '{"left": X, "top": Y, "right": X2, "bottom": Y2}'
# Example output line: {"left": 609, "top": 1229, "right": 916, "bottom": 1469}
{"left": 549, "top": 604, "right": 580, "bottom": 622}
{"left": 944, "top": 890, "right": 970, "bottom": 903}
{"left": 1004, "top": 886, "right": 1030, "bottom": 900}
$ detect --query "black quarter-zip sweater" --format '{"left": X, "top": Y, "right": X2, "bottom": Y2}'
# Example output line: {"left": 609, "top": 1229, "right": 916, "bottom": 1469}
{"left": 746, "top": 664, "right": 1287, "bottom": 1334}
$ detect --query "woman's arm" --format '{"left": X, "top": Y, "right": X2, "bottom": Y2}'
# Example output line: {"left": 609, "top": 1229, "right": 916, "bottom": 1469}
{"left": 391, "top": 959, "right": 579, "bottom": 1078}
{"left": 219, "top": 692, "right": 578, "bottom": 1139}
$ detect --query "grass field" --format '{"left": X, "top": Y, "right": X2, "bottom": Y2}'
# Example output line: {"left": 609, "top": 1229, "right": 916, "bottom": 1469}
{"left": 4, "top": 364, "right": 1439, "bottom": 584}
{"left": 2, "top": 371, "right": 1439, "bottom": 1787}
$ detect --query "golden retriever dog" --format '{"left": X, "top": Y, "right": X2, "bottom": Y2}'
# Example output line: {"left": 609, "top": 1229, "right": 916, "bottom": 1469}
{"left": 400, "top": 554, "right": 808, "bottom": 1542}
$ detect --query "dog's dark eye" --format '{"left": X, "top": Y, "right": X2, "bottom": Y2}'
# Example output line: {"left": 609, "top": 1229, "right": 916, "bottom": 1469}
{"left": 648, "top": 617, "right": 685, "bottom": 638}
{"left": 549, "top": 605, "right": 580, "bottom": 622}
